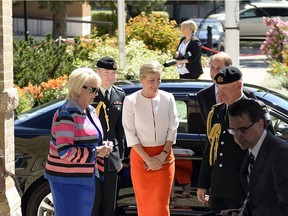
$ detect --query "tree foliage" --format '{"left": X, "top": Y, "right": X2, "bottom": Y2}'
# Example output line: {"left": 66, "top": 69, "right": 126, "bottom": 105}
{"left": 13, "top": 34, "right": 74, "bottom": 87}
{"left": 125, "top": 13, "right": 181, "bottom": 53}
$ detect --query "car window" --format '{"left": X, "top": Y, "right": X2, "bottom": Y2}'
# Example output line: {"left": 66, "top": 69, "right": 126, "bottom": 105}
{"left": 259, "top": 8, "right": 288, "bottom": 17}
{"left": 270, "top": 114, "right": 288, "bottom": 141}
{"left": 240, "top": 8, "right": 257, "bottom": 18}
{"left": 241, "top": 7, "right": 288, "bottom": 19}
{"left": 176, "top": 99, "right": 206, "bottom": 134}
{"left": 176, "top": 100, "right": 188, "bottom": 133}
{"left": 199, "top": 22, "right": 221, "bottom": 32}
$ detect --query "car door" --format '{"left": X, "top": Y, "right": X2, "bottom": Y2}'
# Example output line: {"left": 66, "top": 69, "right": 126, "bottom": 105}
{"left": 168, "top": 92, "right": 208, "bottom": 213}
{"left": 239, "top": 8, "right": 269, "bottom": 37}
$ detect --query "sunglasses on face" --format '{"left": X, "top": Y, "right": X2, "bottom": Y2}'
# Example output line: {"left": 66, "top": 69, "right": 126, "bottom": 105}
{"left": 83, "top": 86, "right": 99, "bottom": 94}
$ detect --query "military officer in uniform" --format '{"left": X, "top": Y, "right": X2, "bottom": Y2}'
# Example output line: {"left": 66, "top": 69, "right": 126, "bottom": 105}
{"left": 197, "top": 66, "right": 247, "bottom": 214}
{"left": 196, "top": 52, "right": 255, "bottom": 125}
{"left": 92, "top": 56, "right": 126, "bottom": 216}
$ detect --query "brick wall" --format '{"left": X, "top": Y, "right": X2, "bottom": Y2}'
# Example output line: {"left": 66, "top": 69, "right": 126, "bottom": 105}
{"left": 0, "top": 0, "right": 22, "bottom": 215}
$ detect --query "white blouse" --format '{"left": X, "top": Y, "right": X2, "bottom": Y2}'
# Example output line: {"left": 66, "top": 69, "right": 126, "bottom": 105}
{"left": 122, "top": 90, "right": 179, "bottom": 147}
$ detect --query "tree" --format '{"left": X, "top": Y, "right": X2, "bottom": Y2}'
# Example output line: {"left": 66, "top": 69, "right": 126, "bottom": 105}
{"left": 38, "top": 1, "right": 71, "bottom": 39}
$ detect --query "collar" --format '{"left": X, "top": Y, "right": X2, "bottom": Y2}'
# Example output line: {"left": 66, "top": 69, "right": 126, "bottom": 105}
{"left": 68, "top": 98, "right": 85, "bottom": 114}
{"left": 100, "top": 86, "right": 112, "bottom": 96}
{"left": 249, "top": 129, "right": 267, "bottom": 160}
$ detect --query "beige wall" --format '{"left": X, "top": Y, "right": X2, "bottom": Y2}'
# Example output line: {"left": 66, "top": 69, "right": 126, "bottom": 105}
{"left": 13, "top": 1, "right": 91, "bottom": 18}
{"left": 0, "top": 0, "right": 22, "bottom": 215}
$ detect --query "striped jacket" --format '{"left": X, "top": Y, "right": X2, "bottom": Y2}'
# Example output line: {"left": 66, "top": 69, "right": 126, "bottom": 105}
{"left": 45, "top": 99, "right": 103, "bottom": 184}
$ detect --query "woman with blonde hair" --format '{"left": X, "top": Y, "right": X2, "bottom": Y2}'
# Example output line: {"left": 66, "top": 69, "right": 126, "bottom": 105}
{"left": 175, "top": 19, "right": 203, "bottom": 79}
{"left": 122, "top": 60, "right": 179, "bottom": 216}
{"left": 45, "top": 67, "right": 113, "bottom": 216}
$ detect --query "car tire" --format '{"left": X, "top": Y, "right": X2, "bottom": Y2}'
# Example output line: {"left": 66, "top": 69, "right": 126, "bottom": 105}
{"left": 26, "top": 181, "right": 54, "bottom": 216}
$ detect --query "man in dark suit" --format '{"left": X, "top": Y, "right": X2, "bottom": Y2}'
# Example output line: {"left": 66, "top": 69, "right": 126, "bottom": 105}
{"left": 92, "top": 56, "right": 126, "bottom": 216}
{"left": 197, "top": 52, "right": 255, "bottom": 124}
{"left": 223, "top": 99, "right": 288, "bottom": 216}
{"left": 197, "top": 66, "right": 248, "bottom": 213}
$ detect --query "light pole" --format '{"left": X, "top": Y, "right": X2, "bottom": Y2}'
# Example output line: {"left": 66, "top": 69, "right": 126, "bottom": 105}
{"left": 24, "top": 0, "right": 28, "bottom": 41}
{"left": 117, "top": 0, "right": 126, "bottom": 70}
{"left": 225, "top": 0, "right": 240, "bottom": 67}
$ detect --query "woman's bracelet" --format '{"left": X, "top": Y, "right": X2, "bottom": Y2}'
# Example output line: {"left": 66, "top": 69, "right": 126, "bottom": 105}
{"left": 162, "top": 149, "right": 168, "bottom": 154}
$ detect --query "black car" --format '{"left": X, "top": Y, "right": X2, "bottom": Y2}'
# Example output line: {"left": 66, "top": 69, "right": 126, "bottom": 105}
{"left": 193, "top": 18, "right": 225, "bottom": 52}
{"left": 15, "top": 79, "right": 288, "bottom": 216}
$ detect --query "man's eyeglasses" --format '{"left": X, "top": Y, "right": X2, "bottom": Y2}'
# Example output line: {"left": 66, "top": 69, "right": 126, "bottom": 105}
{"left": 83, "top": 86, "right": 99, "bottom": 94}
{"left": 228, "top": 122, "right": 257, "bottom": 135}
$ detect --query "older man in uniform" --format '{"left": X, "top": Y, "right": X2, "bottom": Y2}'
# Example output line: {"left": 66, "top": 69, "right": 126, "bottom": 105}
{"left": 197, "top": 52, "right": 255, "bottom": 124}
{"left": 197, "top": 66, "right": 247, "bottom": 214}
{"left": 92, "top": 56, "right": 126, "bottom": 216}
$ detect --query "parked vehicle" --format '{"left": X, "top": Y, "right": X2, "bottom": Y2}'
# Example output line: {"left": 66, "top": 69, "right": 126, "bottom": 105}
{"left": 208, "top": 2, "right": 288, "bottom": 39}
{"left": 15, "top": 79, "right": 288, "bottom": 216}
{"left": 193, "top": 18, "right": 225, "bottom": 52}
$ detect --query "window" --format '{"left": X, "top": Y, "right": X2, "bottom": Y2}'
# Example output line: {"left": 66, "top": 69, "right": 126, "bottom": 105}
{"left": 270, "top": 115, "right": 288, "bottom": 141}
{"left": 175, "top": 98, "right": 206, "bottom": 134}
{"left": 176, "top": 100, "right": 188, "bottom": 133}
{"left": 240, "top": 9, "right": 257, "bottom": 19}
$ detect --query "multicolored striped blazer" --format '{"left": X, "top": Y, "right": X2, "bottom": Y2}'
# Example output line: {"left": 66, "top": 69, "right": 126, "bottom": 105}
{"left": 45, "top": 99, "right": 103, "bottom": 184}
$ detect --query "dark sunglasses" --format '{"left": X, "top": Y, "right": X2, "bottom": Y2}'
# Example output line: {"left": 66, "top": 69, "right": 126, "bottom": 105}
{"left": 83, "top": 86, "right": 99, "bottom": 94}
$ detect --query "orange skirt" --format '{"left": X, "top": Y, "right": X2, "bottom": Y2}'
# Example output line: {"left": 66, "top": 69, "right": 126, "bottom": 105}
{"left": 130, "top": 145, "right": 175, "bottom": 216}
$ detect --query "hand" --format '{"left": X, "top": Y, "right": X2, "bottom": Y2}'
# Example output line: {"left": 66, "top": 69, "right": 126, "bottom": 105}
{"left": 153, "top": 151, "right": 168, "bottom": 166}
{"left": 144, "top": 157, "right": 162, "bottom": 171}
{"left": 196, "top": 188, "right": 209, "bottom": 203}
{"left": 96, "top": 145, "right": 113, "bottom": 158}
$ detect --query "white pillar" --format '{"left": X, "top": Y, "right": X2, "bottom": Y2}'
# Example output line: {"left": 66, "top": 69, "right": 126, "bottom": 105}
{"left": 225, "top": 0, "right": 240, "bottom": 67}
{"left": 117, "top": 0, "right": 126, "bottom": 70}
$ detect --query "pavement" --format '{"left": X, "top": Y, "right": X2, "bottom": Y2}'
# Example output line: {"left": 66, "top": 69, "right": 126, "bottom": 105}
{"left": 199, "top": 39, "right": 288, "bottom": 94}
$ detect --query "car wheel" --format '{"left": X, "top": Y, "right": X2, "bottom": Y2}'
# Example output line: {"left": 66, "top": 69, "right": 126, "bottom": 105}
{"left": 26, "top": 181, "right": 54, "bottom": 216}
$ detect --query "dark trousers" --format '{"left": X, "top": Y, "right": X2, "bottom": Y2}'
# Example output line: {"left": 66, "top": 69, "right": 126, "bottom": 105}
{"left": 92, "top": 170, "right": 118, "bottom": 216}
{"left": 209, "top": 196, "right": 242, "bottom": 214}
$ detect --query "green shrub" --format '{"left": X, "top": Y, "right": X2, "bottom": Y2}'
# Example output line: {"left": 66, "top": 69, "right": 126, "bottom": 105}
{"left": 91, "top": 10, "right": 118, "bottom": 35}
{"left": 74, "top": 39, "right": 179, "bottom": 80}
{"left": 125, "top": 13, "right": 181, "bottom": 53}
{"left": 13, "top": 34, "right": 74, "bottom": 87}
{"left": 15, "top": 86, "right": 34, "bottom": 115}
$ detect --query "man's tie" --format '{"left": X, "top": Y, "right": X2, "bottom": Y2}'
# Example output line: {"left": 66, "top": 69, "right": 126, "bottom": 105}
{"left": 104, "top": 90, "right": 109, "bottom": 104}
{"left": 239, "top": 153, "right": 255, "bottom": 216}
{"left": 248, "top": 153, "right": 255, "bottom": 184}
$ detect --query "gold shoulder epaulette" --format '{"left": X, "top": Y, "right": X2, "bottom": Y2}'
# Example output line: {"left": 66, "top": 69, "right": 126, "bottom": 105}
{"left": 206, "top": 105, "right": 221, "bottom": 166}
{"left": 96, "top": 101, "right": 110, "bottom": 131}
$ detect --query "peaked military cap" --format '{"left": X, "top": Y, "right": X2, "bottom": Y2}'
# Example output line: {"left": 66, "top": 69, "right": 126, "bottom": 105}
{"left": 214, "top": 66, "right": 243, "bottom": 84}
{"left": 96, "top": 56, "right": 117, "bottom": 70}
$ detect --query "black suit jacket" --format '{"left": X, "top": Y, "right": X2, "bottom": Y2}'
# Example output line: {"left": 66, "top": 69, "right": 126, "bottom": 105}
{"left": 177, "top": 36, "right": 203, "bottom": 79}
{"left": 240, "top": 132, "right": 288, "bottom": 216}
{"left": 197, "top": 84, "right": 257, "bottom": 124}
{"left": 92, "top": 85, "right": 125, "bottom": 171}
